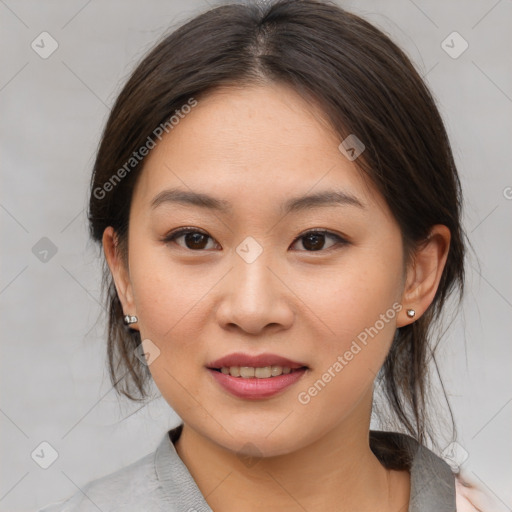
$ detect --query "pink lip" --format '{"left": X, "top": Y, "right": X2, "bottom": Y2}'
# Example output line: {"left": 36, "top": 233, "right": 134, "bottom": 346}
{"left": 207, "top": 367, "right": 308, "bottom": 400}
{"left": 206, "top": 353, "right": 309, "bottom": 400}
{"left": 207, "top": 352, "right": 307, "bottom": 370}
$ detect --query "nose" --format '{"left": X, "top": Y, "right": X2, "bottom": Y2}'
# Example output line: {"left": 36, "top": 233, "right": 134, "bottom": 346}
{"left": 215, "top": 250, "right": 295, "bottom": 335}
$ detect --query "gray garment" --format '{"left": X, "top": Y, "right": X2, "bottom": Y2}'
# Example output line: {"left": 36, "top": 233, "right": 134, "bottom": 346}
{"left": 38, "top": 424, "right": 456, "bottom": 512}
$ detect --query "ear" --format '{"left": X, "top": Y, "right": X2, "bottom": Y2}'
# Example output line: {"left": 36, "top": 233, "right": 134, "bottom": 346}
{"left": 397, "top": 224, "right": 451, "bottom": 327}
{"left": 102, "top": 226, "right": 139, "bottom": 331}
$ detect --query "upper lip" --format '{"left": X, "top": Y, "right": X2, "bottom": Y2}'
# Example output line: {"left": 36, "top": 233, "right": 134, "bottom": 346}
{"left": 207, "top": 352, "right": 308, "bottom": 369}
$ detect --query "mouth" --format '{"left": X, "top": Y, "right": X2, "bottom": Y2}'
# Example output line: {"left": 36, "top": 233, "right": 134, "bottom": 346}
{"left": 206, "top": 352, "right": 309, "bottom": 400}
{"left": 207, "top": 352, "right": 309, "bottom": 372}
{"left": 209, "top": 366, "right": 307, "bottom": 378}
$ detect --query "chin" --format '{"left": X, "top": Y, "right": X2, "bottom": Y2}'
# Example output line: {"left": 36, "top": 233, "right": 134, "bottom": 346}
{"left": 205, "top": 419, "right": 315, "bottom": 459}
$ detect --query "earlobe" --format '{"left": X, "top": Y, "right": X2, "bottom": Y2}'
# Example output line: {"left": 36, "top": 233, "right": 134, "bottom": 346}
{"left": 397, "top": 225, "right": 451, "bottom": 327}
{"left": 102, "top": 227, "right": 138, "bottom": 328}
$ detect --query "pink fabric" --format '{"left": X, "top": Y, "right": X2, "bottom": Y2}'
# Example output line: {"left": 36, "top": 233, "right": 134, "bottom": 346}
{"left": 455, "top": 473, "right": 509, "bottom": 512}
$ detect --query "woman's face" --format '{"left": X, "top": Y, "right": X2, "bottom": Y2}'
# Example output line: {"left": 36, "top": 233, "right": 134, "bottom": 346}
{"left": 117, "top": 83, "right": 410, "bottom": 456}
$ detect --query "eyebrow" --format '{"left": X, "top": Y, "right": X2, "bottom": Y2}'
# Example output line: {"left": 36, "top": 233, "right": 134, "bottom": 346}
{"left": 150, "top": 187, "right": 365, "bottom": 215}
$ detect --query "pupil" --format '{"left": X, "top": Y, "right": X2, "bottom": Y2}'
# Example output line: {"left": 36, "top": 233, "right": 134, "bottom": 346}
{"left": 186, "top": 232, "right": 207, "bottom": 249}
{"left": 304, "top": 233, "right": 324, "bottom": 251}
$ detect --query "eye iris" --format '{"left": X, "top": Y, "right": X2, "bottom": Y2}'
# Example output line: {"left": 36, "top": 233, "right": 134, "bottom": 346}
{"left": 303, "top": 233, "right": 325, "bottom": 251}
{"left": 185, "top": 232, "right": 208, "bottom": 250}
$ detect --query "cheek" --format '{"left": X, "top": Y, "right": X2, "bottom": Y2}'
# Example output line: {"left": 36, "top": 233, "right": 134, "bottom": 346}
{"left": 129, "top": 235, "right": 201, "bottom": 330}
{"left": 298, "top": 247, "right": 403, "bottom": 394}
{"left": 126, "top": 244, "right": 199, "bottom": 366}
{"left": 293, "top": 289, "right": 400, "bottom": 430}
{"left": 305, "top": 253, "right": 402, "bottom": 345}
{"left": 133, "top": 272, "right": 205, "bottom": 356}
{"left": 130, "top": 261, "right": 207, "bottom": 414}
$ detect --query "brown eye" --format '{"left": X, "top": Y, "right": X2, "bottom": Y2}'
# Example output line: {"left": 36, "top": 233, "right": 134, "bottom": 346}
{"left": 163, "top": 228, "right": 218, "bottom": 251}
{"left": 291, "top": 230, "right": 347, "bottom": 252}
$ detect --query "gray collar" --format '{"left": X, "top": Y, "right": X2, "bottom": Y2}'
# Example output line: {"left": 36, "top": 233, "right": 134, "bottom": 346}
{"left": 403, "top": 436, "right": 456, "bottom": 511}
{"left": 155, "top": 424, "right": 456, "bottom": 511}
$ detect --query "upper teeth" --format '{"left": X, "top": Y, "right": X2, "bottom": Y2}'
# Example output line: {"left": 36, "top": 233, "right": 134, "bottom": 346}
{"left": 220, "top": 366, "right": 293, "bottom": 378}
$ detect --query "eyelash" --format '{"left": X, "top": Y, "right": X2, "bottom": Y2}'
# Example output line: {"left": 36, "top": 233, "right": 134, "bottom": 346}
{"left": 162, "top": 227, "right": 349, "bottom": 253}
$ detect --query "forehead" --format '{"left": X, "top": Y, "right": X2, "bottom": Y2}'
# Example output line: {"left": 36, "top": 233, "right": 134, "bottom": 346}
{"left": 132, "top": 83, "right": 386, "bottom": 216}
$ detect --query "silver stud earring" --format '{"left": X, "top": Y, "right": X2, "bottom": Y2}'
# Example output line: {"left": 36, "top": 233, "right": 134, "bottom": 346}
{"left": 406, "top": 309, "right": 416, "bottom": 318}
{"left": 123, "top": 315, "right": 138, "bottom": 325}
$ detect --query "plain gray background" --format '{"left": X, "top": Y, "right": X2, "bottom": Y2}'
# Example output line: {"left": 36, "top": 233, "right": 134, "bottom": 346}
{"left": 1, "top": 1, "right": 511, "bottom": 511}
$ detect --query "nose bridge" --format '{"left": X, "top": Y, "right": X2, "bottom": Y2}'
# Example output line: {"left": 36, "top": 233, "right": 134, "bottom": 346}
{"left": 215, "top": 237, "right": 294, "bottom": 333}
{"left": 232, "top": 238, "right": 277, "bottom": 305}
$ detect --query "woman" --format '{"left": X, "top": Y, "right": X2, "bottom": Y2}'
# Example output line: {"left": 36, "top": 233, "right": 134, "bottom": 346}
{"left": 39, "top": 0, "right": 482, "bottom": 510}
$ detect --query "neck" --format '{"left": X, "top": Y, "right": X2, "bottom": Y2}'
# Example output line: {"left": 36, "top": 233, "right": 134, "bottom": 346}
{"left": 174, "top": 394, "right": 410, "bottom": 511}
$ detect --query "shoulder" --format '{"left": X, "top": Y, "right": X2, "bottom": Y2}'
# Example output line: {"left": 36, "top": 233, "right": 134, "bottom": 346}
{"left": 455, "top": 470, "right": 509, "bottom": 512}
{"left": 37, "top": 449, "right": 161, "bottom": 512}
{"left": 456, "top": 475, "right": 481, "bottom": 512}
{"left": 369, "top": 430, "right": 501, "bottom": 512}
{"left": 402, "top": 436, "right": 501, "bottom": 512}
{"left": 38, "top": 424, "right": 211, "bottom": 512}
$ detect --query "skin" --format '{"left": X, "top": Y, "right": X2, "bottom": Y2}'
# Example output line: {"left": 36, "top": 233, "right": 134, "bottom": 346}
{"left": 103, "top": 82, "right": 450, "bottom": 511}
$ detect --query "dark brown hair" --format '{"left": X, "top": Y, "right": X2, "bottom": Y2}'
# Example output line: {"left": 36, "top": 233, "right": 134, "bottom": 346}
{"left": 88, "top": 0, "right": 465, "bottom": 466}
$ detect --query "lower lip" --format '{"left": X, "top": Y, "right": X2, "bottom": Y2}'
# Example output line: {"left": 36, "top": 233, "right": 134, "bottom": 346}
{"left": 207, "top": 368, "right": 307, "bottom": 400}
